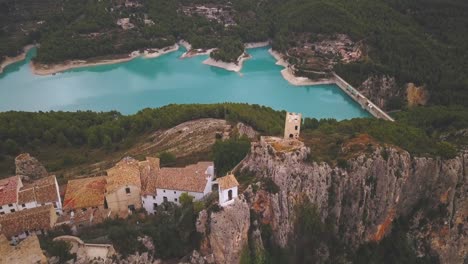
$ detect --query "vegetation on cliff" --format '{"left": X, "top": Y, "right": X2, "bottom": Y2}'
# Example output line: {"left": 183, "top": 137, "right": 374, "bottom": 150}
{"left": 213, "top": 137, "right": 251, "bottom": 176}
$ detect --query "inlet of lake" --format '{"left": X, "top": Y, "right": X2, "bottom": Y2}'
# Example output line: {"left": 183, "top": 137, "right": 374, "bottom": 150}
{"left": 0, "top": 46, "right": 370, "bottom": 119}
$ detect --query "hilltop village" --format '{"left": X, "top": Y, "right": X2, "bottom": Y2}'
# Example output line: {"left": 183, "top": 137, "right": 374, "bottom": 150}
{"left": 0, "top": 112, "right": 303, "bottom": 263}
{"left": 0, "top": 155, "right": 239, "bottom": 246}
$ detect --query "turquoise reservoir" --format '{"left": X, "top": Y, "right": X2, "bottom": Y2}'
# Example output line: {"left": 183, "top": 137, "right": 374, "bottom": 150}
{"left": 0, "top": 47, "right": 370, "bottom": 119}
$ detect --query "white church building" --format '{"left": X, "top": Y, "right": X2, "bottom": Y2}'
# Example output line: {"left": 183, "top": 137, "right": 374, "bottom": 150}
{"left": 215, "top": 174, "right": 239, "bottom": 207}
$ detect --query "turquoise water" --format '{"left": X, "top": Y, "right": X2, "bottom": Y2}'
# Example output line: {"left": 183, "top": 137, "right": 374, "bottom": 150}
{"left": 0, "top": 47, "right": 370, "bottom": 119}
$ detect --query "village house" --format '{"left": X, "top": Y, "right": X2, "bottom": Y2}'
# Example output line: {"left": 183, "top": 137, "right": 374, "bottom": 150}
{"left": 63, "top": 176, "right": 107, "bottom": 213}
{"left": 0, "top": 175, "right": 62, "bottom": 216}
{"left": 60, "top": 176, "right": 110, "bottom": 228}
{"left": 0, "top": 176, "right": 21, "bottom": 215}
{"left": 105, "top": 157, "right": 143, "bottom": 214}
{"left": 61, "top": 156, "right": 217, "bottom": 217}
{"left": 141, "top": 161, "right": 215, "bottom": 214}
{"left": 284, "top": 112, "right": 302, "bottom": 140}
{"left": 215, "top": 174, "right": 239, "bottom": 207}
{"left": 18, "top": 175, "right": 62, "bottom": 215}
{"left": 0, "top": 204, "right": 57, "bottom": 241}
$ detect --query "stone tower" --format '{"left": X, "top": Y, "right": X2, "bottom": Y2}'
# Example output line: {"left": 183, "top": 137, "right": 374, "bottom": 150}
{"left": 284, "top": 112, "right": 302, "bottom": 139}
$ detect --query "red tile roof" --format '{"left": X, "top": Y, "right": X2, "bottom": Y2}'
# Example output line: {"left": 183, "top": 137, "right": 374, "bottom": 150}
{"left": 0, "top": 205, "right": 56, "bottom": 238}
{"left": 17, "top": 176, "right": 59, "bottom": 205}
{"left": 63, "top": 176, "right": 107, "bottom": 210}
{"left": 0, "top": 176, "right": 20, "bottom": 206}
{"left": 156, "top": 162, "right": 213, "bottom": 193}
{"left": 139, "top": 157, "right": 160, "bottom": 195}
{"left": 106, "top": 157, "right": 141, "bottom": 193}
{"left": 18, "top": 188, "right": 35, "bottom": 204}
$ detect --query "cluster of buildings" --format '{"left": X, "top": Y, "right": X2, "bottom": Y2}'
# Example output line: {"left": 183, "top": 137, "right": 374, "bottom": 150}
{"left": 0, "top": 156, "right": 239, "bottom": 242}
{"left": 0, "top": 112, "right": 303, "bottom": 244}
{"left": 0, "top": 175, "right": 61, "bottom": 241}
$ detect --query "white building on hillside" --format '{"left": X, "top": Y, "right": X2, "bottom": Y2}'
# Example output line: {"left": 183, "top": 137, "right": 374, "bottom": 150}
{"left": 141, "top": 161, "right": 215, "bottom": 214}
{"left": 216, "top": 174, "right": 239, "bottom": 207}
{"left": 0, "top": 175, "right": 62, "bottom": 216}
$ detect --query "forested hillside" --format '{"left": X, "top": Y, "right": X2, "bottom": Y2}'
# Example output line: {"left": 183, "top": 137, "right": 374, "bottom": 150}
{"left": 1, "top": 103, "right": 466, "bottom": 178}
{"left": 1, "top": 0, "right": 466, "bottom": 107}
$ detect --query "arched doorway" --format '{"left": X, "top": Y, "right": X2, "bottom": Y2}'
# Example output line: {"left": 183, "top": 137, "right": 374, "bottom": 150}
{"left": 228, "top": 189, "right": 233, "bottom": 200}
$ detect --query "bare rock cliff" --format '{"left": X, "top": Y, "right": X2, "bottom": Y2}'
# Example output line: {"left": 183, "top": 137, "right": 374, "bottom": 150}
{"left": 238, "top": 140, "right": 467, "bottom": 263}
{"left": 357, "top": 75, "right": 401, "bottom": 110}
{"left": 15, "top": 153, "right": 48, "bottom": 181}
{"left": 202, "top": 197, "right": 250, "bottom": 264}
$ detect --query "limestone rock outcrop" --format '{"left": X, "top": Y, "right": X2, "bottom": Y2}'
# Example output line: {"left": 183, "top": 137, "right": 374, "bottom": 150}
{"left": 15, "top": 153, "right": 48, "bottom": 181}
{"left": 236, "top": 122, "right": 259, "bottom": 139}
{"left": 238, "top": 139, "right": 467, "bottom": 263}
{"left": 406, "top": 82, "right": 429, "bottom": 107}
{"left": 357, "top": 75, "right": 401, "bottom": 110}
{"left": 208, "top": 197, "right": 250, "bottom": 264}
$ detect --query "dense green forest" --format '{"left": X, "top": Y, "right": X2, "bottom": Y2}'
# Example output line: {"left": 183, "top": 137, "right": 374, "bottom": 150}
{"left": 1, "top": 0, "right": 466, "bottom": 107}
{"left": 1, "top": 103, "right": 467, "bottom": 177}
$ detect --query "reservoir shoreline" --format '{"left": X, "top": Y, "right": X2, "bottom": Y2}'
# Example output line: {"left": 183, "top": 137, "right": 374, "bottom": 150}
{"left": 268, "top": 48, "right": 394, "bottom": 121}
{"left": 4, "top": 40, "right": 271, "bottom": 76}
{"left": 0, "top": 46, "right": 371, "bottom": 120}
{"left": 0, "top": 45, "right": 36, "bottom": 74}
{"left": 31, "top": 44, "right": 179, "bottom": 76}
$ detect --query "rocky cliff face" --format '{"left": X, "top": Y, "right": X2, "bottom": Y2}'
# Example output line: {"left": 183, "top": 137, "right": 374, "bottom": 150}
{"left": 195, "top": 197, "right": 251, "bottom": 264}
{"left": 406, "top": 82, "right": 429, "bottom": 107}
{"left": 15, "top": 153, "right": 48, "bottom": 181}
{"left": 357, "top": 75, "right": 401, "bottom": 110}
{"left": 238, "top": 139, "right": 467, "bottom": 263}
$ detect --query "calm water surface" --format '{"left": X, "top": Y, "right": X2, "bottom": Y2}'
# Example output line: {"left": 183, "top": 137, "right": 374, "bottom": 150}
{"left": 0, "top": 47, "right": 370, "bottom": 119}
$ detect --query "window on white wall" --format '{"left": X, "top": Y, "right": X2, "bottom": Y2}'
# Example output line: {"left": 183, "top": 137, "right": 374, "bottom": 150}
{"left": 125, "top": 187, "right": 131, "bottom": 194}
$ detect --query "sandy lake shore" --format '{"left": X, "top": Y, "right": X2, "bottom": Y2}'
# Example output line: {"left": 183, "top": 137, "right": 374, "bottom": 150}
{"left": 245, "top": 41, "right": 270, "bottom": 49}
{"left": 268, "top": 48, "right": 334, "bottom": 86}
{"left": 31, "top": 44, "right": 179, "bottom": 76}
{"left": 202, "top": 53, "right": 251, "bottom": 72}
{"left": 0, "top": 45, "right": 36, "bottom": 74}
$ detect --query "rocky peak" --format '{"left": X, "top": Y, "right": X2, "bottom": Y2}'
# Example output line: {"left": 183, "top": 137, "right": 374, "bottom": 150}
{"left": 15, "top": 153, "right": 48, "bottom": 181}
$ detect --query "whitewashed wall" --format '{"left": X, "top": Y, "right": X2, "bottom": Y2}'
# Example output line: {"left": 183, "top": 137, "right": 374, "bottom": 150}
{"left": 0, "top": 203, "right": 19, "bottom": 215}
{"left": 141, "top": 165, "right": 215, "bottom": 214}
{"left": 219, "top": 186, "right": 238, "bottom": 207}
